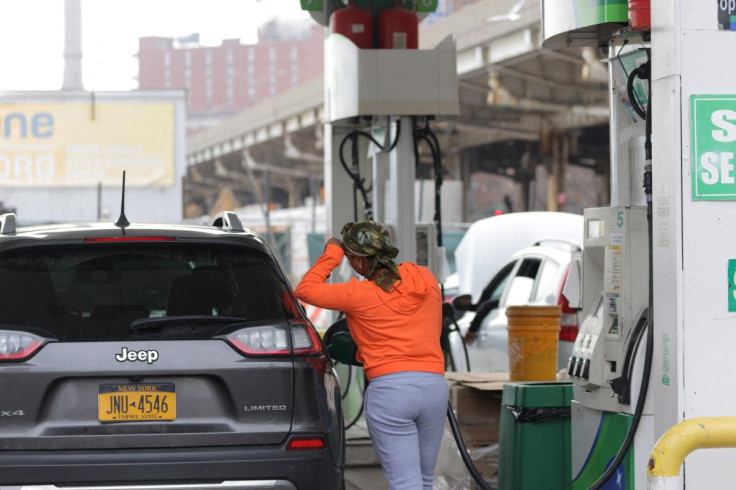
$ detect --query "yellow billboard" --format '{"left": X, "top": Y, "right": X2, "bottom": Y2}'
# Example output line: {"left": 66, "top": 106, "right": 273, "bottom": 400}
{"left": 0, "top": 102, "right": 175, "bottom": 187}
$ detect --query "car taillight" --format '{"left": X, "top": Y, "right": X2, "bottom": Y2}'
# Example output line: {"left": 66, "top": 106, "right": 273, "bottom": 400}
{"left": 0, "top": 330, "right": 46, "bottom": 361}
{"left": 225, "top": 323, "right": 322, "bottom": 357}
{"left": 290, "top": 323, "right": 322, "bottom": 356}
{"left": 557, "top": 266, "right": 579, "bottom": 342}
{"left": 226, "top": 326, "right": 290, "bottom": 356}
{"left": 286, "top": 436, "right": 326, "bottom": 450}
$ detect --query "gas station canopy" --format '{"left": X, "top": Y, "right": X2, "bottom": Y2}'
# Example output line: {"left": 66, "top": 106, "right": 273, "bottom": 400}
{"left": 185, "top": 0, "right": 614, "bottom": 213}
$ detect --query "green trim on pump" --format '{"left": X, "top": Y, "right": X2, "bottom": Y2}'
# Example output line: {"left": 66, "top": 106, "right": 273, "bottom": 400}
{"left": 572, "top": 412, "right": 635, "bottom": 490}
{"left": 574, "top": 0, "right": 628, "bottom": 25}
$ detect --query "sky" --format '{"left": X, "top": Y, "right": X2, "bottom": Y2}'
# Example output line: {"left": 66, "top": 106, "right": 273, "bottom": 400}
{"left": 0, "top": 0, "right": 310, "bottom": 91}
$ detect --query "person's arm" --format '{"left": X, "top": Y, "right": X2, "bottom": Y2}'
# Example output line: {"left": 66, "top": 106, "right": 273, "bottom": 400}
{"left": 295, "top": 241, "right": 359, "bottom": 311}
{"left": 463, "top": 298, "right": 499, "bottom": 344}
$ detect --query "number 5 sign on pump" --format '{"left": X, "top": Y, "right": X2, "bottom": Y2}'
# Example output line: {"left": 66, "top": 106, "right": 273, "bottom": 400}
{"left": 691, "top": 95, "right": 736, "bottom": 200}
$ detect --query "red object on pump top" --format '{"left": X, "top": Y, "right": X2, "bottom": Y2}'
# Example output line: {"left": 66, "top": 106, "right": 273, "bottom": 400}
{"left": 628, "top": 0, "right": 651, "bottom": 31}
{"left": 330, "top": 1, "right": 374, "bottom": 49}
{"left": 378, "top": 2, "right": 418, "bottom": 49}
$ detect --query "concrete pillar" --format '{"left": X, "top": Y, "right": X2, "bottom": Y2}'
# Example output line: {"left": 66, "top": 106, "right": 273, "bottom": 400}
{"left": 372, "top": 120, "right": 394, "bottom": 224}
{"left": 519, "top": 149, "right": 533, "bottom": 212}
{"left": 598, "top": 157, "right": 610, "bottom": 207}
{"left": 287, "top": 177, "right": 299, "bottom": 209}
{"left": 459, "top": 152, "right": 471, "bottom": 221}
{"left": 384, "top": 117, "right": 416, "bottom": 264}
{"left": 547, "top": 134, "right": 560, "bottom": 211}
{"left": 559, "top": 133, "right": 569, "bottom": 212}
{"left": 325, "top": 124, "right": 355, "bottom": 241}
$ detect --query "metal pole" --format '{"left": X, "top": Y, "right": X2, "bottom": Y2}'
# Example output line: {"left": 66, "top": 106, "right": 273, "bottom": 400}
{"left": 97, "top": 181, "right": 102, "bottom": 221}
{"left": 181, "top": 175, "right": 186, "bottom": 220}
{"left": 386, "top": 116, "right": 416, "bottom": 264}
{"left": 547, "top": 134, "right": 559, "bottom": 211}
{"left": 309, "top": 176, "right": 317, "bottom": 233}
{"left": 264, "top": 169, "right": 273, "bottom": 247}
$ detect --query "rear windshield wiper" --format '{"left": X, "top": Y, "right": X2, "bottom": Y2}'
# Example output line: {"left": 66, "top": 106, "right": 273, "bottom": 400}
{"left": 130, "top": 315, "right": 248, "bottom": 333}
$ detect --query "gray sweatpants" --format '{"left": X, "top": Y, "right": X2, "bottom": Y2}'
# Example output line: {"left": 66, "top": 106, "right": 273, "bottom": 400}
{"left": 364, "top": 371, "right": 449, "bottom": 490}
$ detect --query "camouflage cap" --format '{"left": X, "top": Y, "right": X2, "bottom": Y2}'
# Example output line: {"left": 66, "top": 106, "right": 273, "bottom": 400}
{"left": 341, "top": 220, "right": 401, "bottom": 286}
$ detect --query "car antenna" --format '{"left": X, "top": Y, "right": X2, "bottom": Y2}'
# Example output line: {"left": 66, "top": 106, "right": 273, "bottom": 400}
{"left": 114, "top": 170, "right": 130, "bottom": 233}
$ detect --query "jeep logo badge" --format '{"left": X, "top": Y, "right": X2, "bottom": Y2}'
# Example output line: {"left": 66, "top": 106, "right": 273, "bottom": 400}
{"left": 115, "top": 347, "right": 159, "bottom": 364}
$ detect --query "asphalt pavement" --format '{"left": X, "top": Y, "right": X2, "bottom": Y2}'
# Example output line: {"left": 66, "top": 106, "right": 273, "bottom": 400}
{"left": 345, "top": 465, "right": 389, "bottom": 490}
{"left": 342, "top": 423, "right": 492, "bottom": 490}
{"left": 344, "top": 424, "right": 388, "bottom": 490}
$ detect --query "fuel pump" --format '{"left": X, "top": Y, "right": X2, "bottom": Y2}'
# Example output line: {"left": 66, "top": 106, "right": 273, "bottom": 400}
{"left": 562, "top": 48, "right": 654, "bottom": 489}
{"left": 569, "top": 206, "right": 649, "bottom": 413}
{"left": 540, "top": 3, "right": 657, "bottom": 487}
{"left": 568, "top": 206, "right": 653, "bottom": 489}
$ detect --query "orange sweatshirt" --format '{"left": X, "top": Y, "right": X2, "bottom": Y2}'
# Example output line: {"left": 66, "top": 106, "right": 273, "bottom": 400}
{"left": 295, "top": 244, "right": 444, "bottom": 380}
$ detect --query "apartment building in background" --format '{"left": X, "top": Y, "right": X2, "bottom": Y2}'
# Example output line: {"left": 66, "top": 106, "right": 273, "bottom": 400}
{"left": 137, "top": 19, "right": 324, "bottom": 134}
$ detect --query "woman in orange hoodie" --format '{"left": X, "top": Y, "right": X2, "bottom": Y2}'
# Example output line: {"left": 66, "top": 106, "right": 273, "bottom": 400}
{"left": 295, "top": 220, "right": 447, "bottom": 490}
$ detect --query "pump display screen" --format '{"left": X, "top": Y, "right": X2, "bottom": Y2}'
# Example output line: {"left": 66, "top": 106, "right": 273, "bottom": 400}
{"left": 587, "top": 219, "right": 604, "bottom": 239}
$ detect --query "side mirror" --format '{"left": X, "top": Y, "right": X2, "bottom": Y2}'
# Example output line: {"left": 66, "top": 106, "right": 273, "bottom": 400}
{"left": 451, "top": 294, "right": 473, "bottom": 311}
{"left": 562, "top": 251, "right": 583, "bottom": 309}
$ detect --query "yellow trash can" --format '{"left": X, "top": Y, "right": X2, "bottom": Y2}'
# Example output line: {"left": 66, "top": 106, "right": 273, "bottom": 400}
{"left": 506, "top": 306, "right": 561, "bottom": 381}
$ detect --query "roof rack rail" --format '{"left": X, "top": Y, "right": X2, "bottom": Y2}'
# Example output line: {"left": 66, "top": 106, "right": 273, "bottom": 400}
{"left": 0, "top": 213, "right": 17, "bottom": 235}
{"left": 211, "top": 211, "right": 244, "bottom": 232}
{"left": 532, "top": 238, "right": 581, "bottom": 251}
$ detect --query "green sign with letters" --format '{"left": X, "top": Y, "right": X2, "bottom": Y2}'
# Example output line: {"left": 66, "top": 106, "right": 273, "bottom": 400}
{"left": 729, "top": 259, "right": 736, "bottom": 312}
{"left": 691, "top": 95, "right": 736, "bottom": 200}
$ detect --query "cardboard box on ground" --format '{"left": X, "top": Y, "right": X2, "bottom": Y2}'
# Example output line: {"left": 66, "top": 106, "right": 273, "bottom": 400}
{"left": 434, "top": 372, "right": 508, "bottom": 490}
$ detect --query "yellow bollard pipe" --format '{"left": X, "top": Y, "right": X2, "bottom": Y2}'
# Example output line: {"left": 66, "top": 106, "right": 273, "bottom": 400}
{"left": 648, "top": 417, "right": 736, "bottom": 478}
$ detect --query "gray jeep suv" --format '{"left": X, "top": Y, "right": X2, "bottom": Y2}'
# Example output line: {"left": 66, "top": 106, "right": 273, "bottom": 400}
{"left": 0, "top": 212, "right": 344, "bottom": 490}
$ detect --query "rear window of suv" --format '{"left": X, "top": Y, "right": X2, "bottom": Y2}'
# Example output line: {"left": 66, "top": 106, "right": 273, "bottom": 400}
{"left": 0, "top": 244, "right": 295, "bottom": 341}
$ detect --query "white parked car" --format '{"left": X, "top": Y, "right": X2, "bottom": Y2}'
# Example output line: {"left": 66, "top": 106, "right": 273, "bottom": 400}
{"left": 447, "top": 212, "right": 584, "bottom": 373}
{"left": 447, "top": 240, "right": 581, "bottom": 373}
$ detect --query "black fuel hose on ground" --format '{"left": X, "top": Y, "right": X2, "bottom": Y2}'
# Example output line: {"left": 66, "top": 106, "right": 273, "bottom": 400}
{"left": 447, "top": 401, "right": 494, "bottom": 490}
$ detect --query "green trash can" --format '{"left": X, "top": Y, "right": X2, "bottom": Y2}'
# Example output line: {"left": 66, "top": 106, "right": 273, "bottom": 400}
{"left": 498, "top": 382, "right": 572, "bottom": 490}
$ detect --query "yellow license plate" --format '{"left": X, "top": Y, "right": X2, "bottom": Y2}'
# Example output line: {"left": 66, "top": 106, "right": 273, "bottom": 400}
{"left": 98, "top": 383, "right": 176, "bottom": 422}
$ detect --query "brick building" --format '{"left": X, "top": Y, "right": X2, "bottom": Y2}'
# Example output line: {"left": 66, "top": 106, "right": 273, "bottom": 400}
{"left": 138, "top": 19, "right": 324, "bottom": 133}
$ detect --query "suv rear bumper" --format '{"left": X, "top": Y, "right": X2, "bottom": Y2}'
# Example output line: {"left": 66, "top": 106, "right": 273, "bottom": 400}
{"left": 0, "top": 445, "right": 342, "bottom": 490}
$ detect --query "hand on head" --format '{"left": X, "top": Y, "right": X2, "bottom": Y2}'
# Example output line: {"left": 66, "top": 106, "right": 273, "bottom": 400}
{"left": 325, "top": 237, "right": 342, "bottom": 250}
